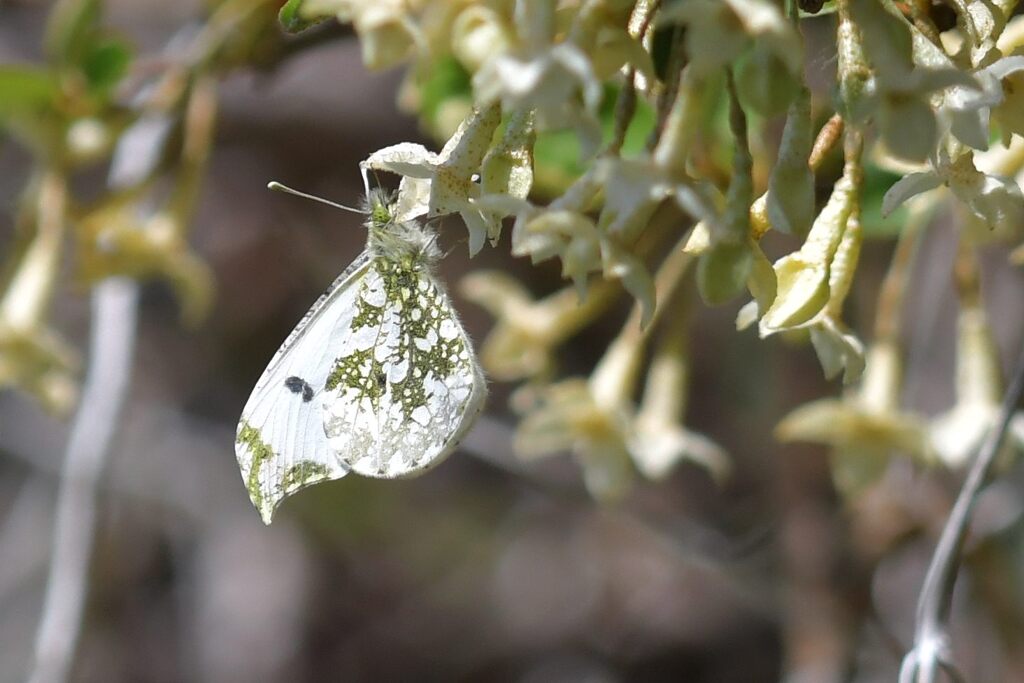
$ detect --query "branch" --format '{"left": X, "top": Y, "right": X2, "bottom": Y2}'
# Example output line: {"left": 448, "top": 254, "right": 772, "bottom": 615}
{"left": 899, "top": 337, "right": 1024, "bottom": 683}
{"left": 26, "top": 93, "right": 177, "bottom": 683}
{"left": 26, "top": 279, "right": 139, "bottom": 683}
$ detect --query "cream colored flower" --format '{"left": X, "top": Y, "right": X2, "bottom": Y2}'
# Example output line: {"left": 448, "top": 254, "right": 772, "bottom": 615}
{"left": 77, "top": 205, "right": 213, "bottom": 325}
{"left": 882, "top": 144, "right": 1024, "bottom": 234}
{"left": 0, "top": 174, "right": 79, "bottom": 414}
{"left": 516, "top": 378, "right": 637, "bottom": 500}
{"left": 929, "top": 305, "right": 1024, "bottom": 467}
{"left": 362, "top": 103, "right": 504, "bottom": 255}
{"left": 516, "top": 315, "right": 727, "bottom": 498}
{"left": 777, "top": 341, "right": 932, "bottom": 496}
{"left": 472, "top": 0, "right": 603, "bottom": 157}
{"left": 459, "top": 271, "right": 616, "bottom": 381}
{"left": 660, "top": 0, "right": 801, "bottom": 77}
{"left": 305, "top": 0, "right": 425, "bottom": 69}
{"left": 479, "top": 166, "right": 658, "bottom": 324}
{"left": 628, "top": 317, "right": 729, "bottom": 482}
{"left": 757, "top": 155, "right": 867, "bottom": 383}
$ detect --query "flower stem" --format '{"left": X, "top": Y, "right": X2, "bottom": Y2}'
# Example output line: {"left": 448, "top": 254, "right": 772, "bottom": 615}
{"left": 900, "top": 334, "right": 1024, "bottom": 682}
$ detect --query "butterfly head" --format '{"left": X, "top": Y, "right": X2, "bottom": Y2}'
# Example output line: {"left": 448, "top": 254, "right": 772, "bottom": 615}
{"left": 365, "top": 187, "right": 397, "bottom": 230}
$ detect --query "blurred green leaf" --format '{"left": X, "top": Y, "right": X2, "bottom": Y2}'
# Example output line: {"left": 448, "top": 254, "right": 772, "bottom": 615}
{"left": 44, "top": 0, "right": 101, "bottom": 67}
{"left": 0, "top": 67, "right": 58, "bottom": 119}
{"left": 419, "top": 56, "right": 473, "bottom": 127}
{"left": 82, "top": 38, "right": 131, "bottom": 93}
{"left": 861, "top": 166, "right": 907, "bottom": 238}
{"left": 278, "top": 0, "right": 328, "bottom": 33}
{"left": 534, "top": 85, "right": 655, "bottom": 195}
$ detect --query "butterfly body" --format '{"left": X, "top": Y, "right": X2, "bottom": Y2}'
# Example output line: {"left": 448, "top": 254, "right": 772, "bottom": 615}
{"left": 236, "top": 189, "right": 485, "bottom": 523}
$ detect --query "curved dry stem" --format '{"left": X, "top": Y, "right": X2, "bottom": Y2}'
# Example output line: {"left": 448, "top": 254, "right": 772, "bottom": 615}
{"left": 899, "top": 335, "right": 1024, "bottom": 683}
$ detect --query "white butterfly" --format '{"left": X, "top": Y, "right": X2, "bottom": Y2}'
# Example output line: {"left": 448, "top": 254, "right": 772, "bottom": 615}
{"left": 235, "top": 182, "right": 486, "bottom": 524}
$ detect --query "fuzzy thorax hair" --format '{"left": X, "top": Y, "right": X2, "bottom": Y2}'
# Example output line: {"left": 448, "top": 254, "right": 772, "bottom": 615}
{"left": 364, "top": 187, "right": 441, "bottom": 266}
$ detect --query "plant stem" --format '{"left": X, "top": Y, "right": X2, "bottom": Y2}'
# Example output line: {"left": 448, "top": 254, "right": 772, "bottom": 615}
{"left": 900, "top": 337, "right": 1024, "bottom": 683}
{"left": 27, "top": 279, "right": 139, "bottom": 683}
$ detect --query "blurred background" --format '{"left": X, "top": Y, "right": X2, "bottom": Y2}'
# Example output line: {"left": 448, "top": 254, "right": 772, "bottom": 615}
{"left": 3, "top": 1, "right": 1024, "bottom": 681}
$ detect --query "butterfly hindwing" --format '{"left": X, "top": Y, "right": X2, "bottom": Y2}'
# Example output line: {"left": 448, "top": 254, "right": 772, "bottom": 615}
{"left": 322, "top": 256, "right": 486, "bottom": 477}
{"left": 235, "top": 255, "right": 370, "bottom": 523}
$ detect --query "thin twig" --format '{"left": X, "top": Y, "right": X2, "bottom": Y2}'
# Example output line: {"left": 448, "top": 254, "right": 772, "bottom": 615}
{"left": 25, "top": 84, "right": 178, "bottom": 683}
{"left": 27, "top": 279, "right": 139, "bottom": 683}
{"left": 899, "top": 337, "right": 1024, "bottom": 683}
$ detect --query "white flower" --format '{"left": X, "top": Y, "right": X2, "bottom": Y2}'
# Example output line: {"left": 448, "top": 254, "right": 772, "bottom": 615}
{"left": 882, "top": 144, "right": 1024, "bottom": 232}
{"left": 777, "top": 341, "right": 932, "bottom": 496}
{"left": 473, "top": 0, "right": 603, "bottom": 158}
{"left": 930, "top": 306, "right": 1024, "bottom": 467}
{"left": 480, "top": 167, "right": 659, "bottom": 324}
{"left": 361, "top": 104, "right": 503, "bottom": 255}
{"left": 460, "top": 271, "right": 617, "bottom": 381}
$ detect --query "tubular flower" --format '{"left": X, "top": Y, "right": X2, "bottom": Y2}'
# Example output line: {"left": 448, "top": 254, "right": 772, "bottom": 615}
{"left": 929, "top": 304, "right": 1024, "bottom": 467}
{"left": 756, "top": 148, "right": 867, "bottom": 383}
{"left": 362, "top": 103, "right": 504, "bottom": 255}
{"left": 883, "top": 143, "right": 1024, "bottom": 234}
{"left": 777, "top": 340, "right": 932, "bottom": 496}
{"left": 459, "top": 272, "right": 617, "bottom": 381}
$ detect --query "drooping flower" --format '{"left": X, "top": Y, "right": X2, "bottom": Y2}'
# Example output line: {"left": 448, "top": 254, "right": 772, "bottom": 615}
{"left": 756, "top": 145, "right": 867, "bottom": 383}
{"left": 0, "top": 172, "right": 79, "bottom": 414}
{"left": 929, "top": 302, "right": 1024, "bottom": 467}
{"left": 459, "top": 271, "right": 618, "bottom": 381}
{"left": 777, "top": 340, "right": 932, "bottom": 496}
{"left": 471, "top": 0, "right": 604, "bottom": 157}
{"left": 361, "top": 103, "right": 505, "bottom": 255}
{"left": 515, "top": 290, "right": 727, "bottom": 498}
{"left": 882, "top": 143, "right": 1024, "bottom": 234}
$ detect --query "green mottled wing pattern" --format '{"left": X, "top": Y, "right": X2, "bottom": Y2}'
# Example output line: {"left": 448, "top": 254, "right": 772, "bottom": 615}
{"left": 322, "top": 256, "right": 486, "bottom": 477}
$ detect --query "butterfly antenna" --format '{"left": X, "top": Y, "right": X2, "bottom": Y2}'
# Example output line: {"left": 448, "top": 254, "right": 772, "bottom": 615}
{"left": 267, "top": 181, "right": 367, "bottom": 214}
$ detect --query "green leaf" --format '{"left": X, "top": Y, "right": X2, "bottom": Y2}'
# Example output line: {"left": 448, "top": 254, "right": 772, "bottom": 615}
{"left": 0, "top": 67, "right": 58, "bottom": 120}
{"left": 82, "top": 38, "right": 131, "bottom": 93}
{"left": 278, "top": 0, "right": 327, "bottom": 33}
{"left": 0, "top": 68, "right": 62, "bottom": 154}
{"left": 419, "top": 56, "right": 473, "bottom": 126}
{"left": 44, "top": 0, "right": 101, "bottom": 66}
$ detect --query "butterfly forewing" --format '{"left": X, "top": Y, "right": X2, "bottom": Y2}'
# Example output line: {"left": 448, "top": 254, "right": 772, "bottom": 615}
{"left": 235, "top": 256, "right": 370, "bottom": 523}
{"left": 322, "top": 256, "right": 486, "bottom": 477}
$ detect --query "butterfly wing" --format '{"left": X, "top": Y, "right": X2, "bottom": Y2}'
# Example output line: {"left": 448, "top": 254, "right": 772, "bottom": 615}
{"left": 236, "top": 253, "right": 371, "bottom": 524}
{"left": 322, "top": 259, "right": 486, "bottom": 477}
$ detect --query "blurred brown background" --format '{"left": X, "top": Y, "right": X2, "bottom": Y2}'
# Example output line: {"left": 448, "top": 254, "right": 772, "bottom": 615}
{"left": 3, "top": 2, "right": 1024, "bottom": 682}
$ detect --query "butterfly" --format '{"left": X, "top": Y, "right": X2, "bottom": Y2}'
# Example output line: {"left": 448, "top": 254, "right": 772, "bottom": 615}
{"left": 235, "top": 181, "right": 486, "bottom": 524}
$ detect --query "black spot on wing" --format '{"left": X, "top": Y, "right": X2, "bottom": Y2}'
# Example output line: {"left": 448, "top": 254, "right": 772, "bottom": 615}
{"left": 284, "top": 376, "right": 314, "bottom": 403}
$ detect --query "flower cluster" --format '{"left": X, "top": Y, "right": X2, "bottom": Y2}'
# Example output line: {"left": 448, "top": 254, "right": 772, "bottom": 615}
{"left": 8, "top": 0, "right": 1024, "bottom": 499}
{"left": 285, "top": 0, "right": 1024, "bottom": 496}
